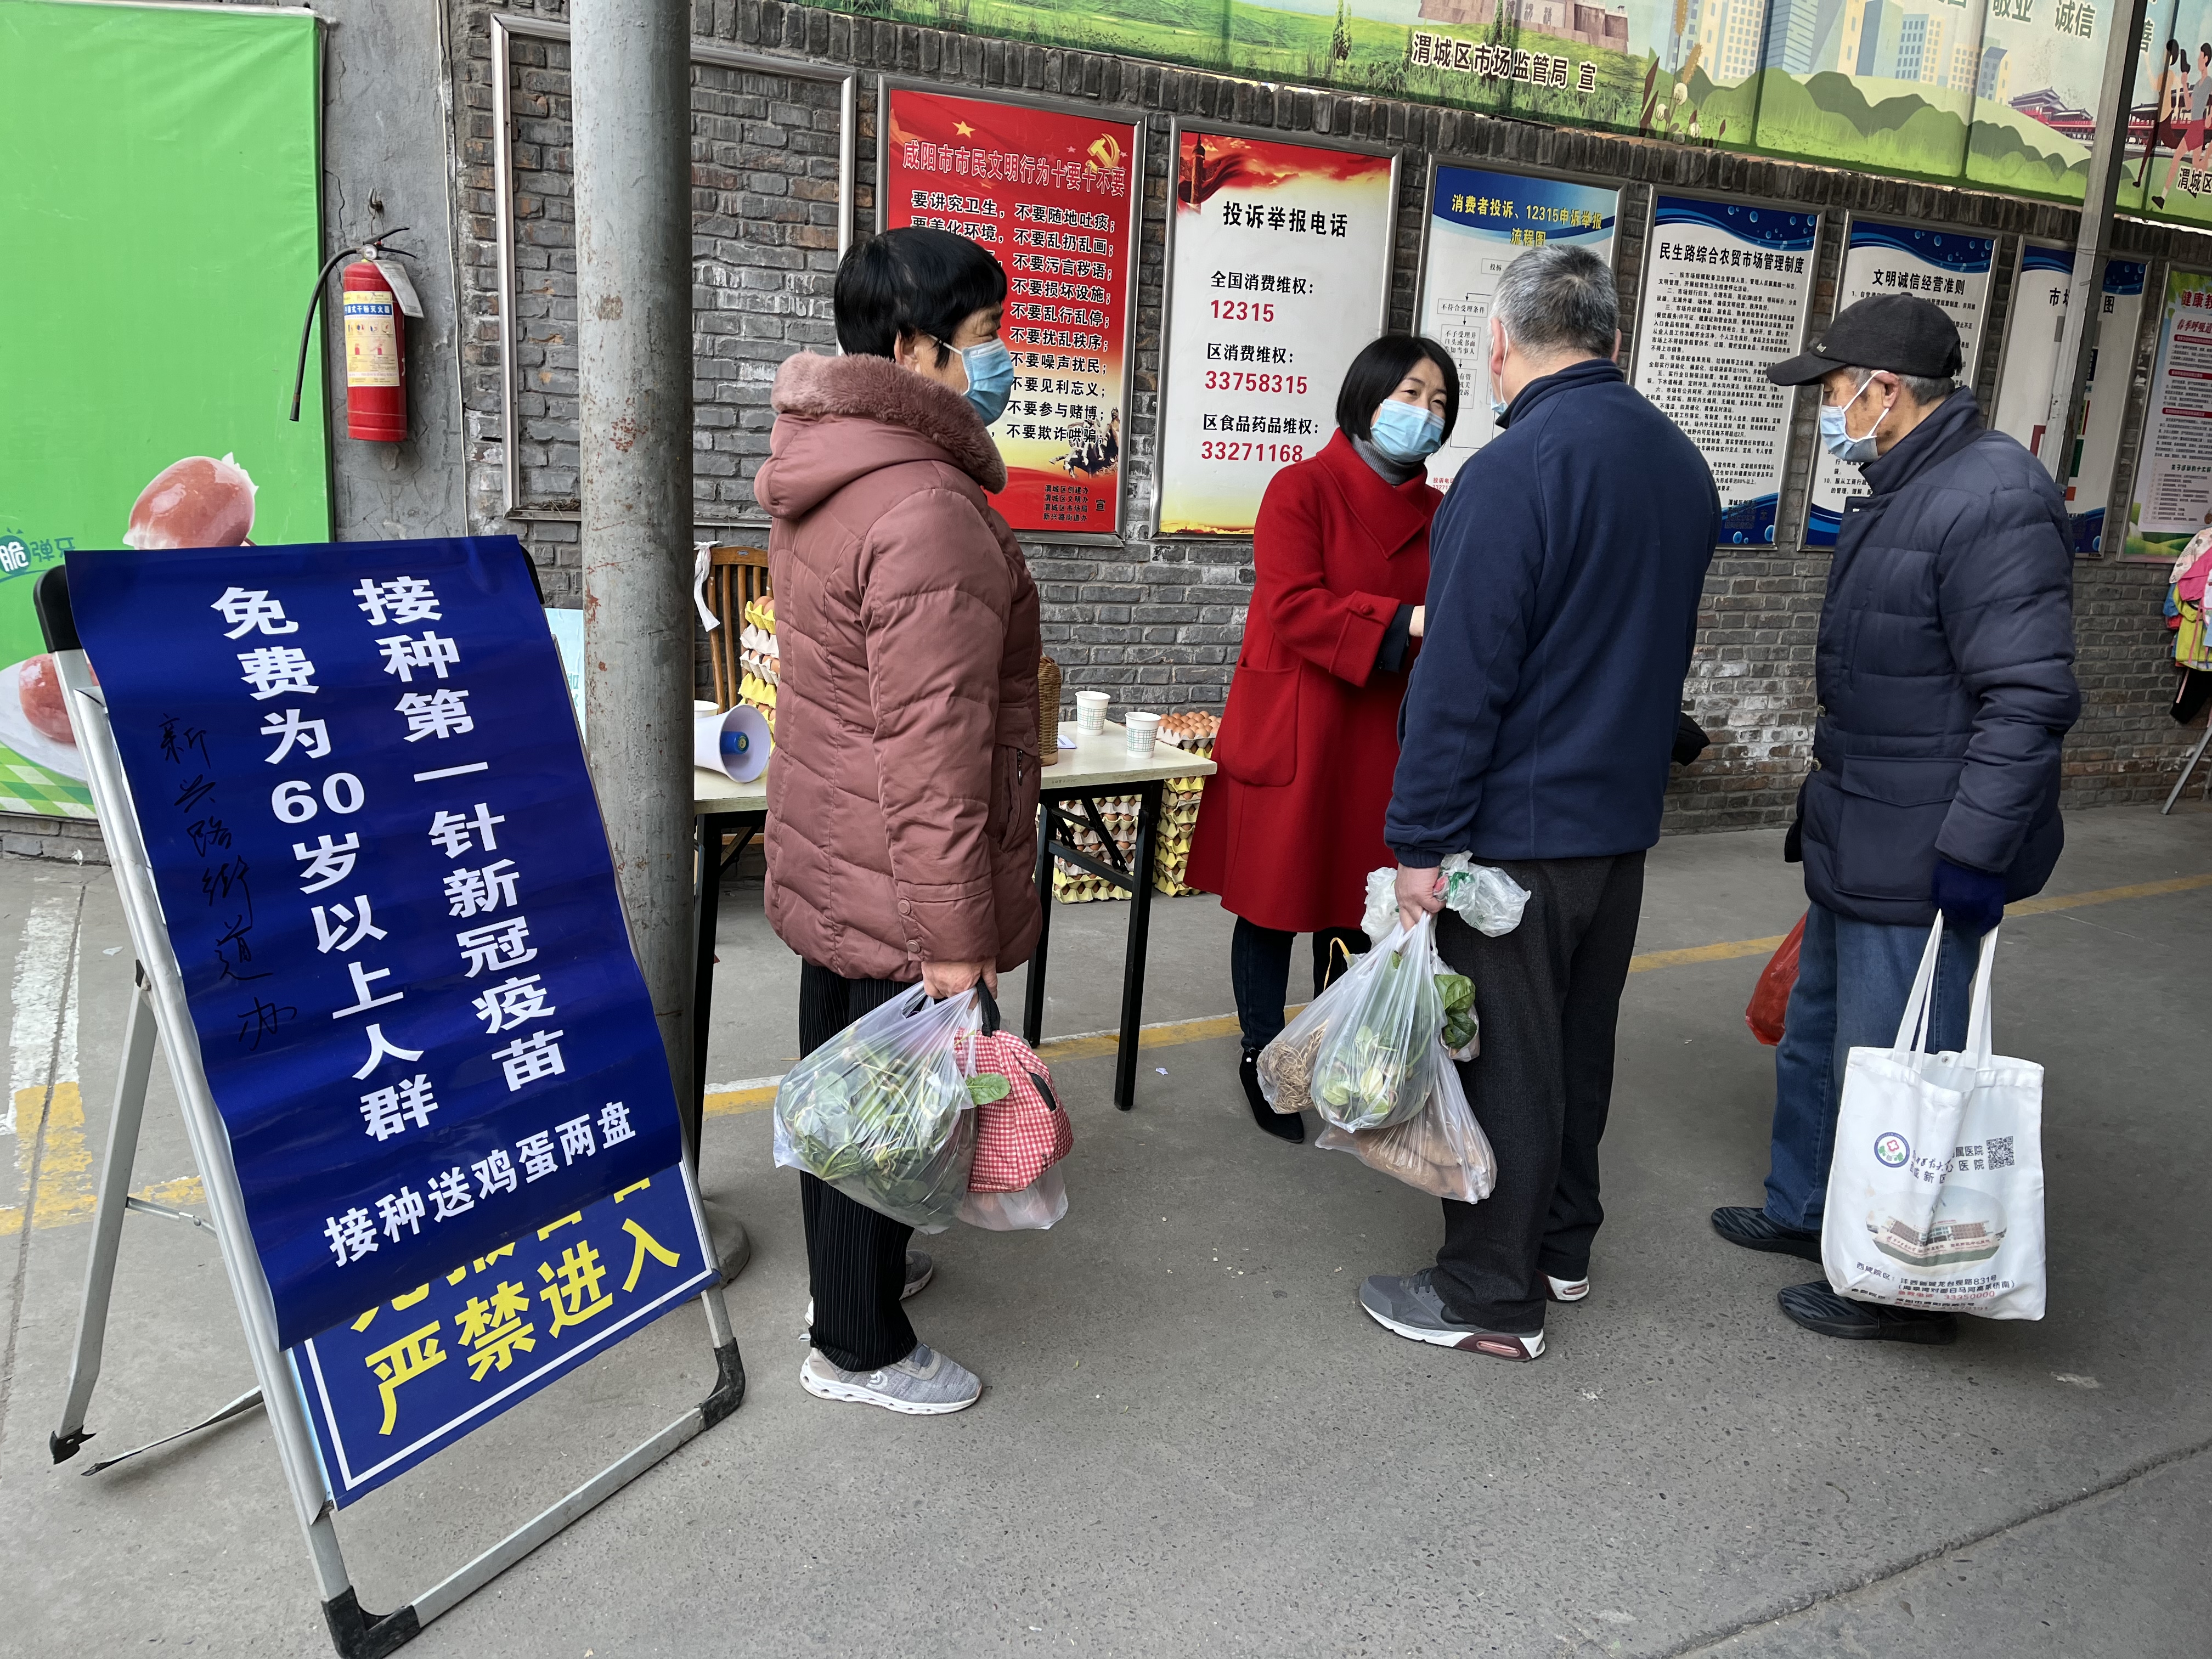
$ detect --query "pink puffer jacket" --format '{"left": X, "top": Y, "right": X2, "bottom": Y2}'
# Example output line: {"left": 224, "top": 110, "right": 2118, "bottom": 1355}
{"left": 753, "top": 351, "right": 1043, "bottom": 983}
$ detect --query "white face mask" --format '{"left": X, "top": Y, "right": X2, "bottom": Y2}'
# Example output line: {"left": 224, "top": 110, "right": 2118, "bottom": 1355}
{"left": 1820, "top": 375, "right": 1891, "bottom": 464}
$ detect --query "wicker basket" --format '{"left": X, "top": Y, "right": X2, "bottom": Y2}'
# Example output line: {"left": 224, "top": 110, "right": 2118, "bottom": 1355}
{"left": 1038, "top": 656, "right": 1063, "bottom": 765}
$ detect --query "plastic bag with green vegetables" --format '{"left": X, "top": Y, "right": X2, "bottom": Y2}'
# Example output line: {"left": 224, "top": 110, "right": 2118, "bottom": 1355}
{"left": 771, "top": 984, "right": 983, "bottom": 1232}
{"left": 1302, "top": 917, "right": 1445, "bottom": 1133}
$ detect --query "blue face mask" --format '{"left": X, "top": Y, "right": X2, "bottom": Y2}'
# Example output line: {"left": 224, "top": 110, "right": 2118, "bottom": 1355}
{"left": 1820, "top": 376, "right": 1887, "bottom": 464}
{"left": 1488, "top": 392, "right": 1512, "bottom": 422}
{"left": 956, "top": 338, "right": 1014, "bottom": 425}
{"left": 1369, "top": 398, "right": 1446, "bottom": 464}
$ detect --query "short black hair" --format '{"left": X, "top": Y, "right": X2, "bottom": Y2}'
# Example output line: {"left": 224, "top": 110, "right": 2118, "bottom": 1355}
{"left": 1335, "top": 334, "right": 1460, "bottom": 445}
{"left": 834, "top": 227, "right": 1007, "bottom": 365}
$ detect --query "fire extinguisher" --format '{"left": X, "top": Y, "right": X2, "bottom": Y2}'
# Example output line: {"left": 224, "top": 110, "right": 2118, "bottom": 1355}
{"left": 289, "top": 229, "right": 422, "bottom": 442}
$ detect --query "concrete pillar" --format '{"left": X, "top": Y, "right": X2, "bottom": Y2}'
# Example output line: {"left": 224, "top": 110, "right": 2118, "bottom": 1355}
{"left": 572, "top": 0, "right": 695, "bottom": 1104}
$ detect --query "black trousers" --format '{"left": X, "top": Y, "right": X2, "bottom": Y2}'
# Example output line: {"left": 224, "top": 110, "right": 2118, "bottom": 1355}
{"left": 797, "top": 961, "right": 919, "bottom": 1372}
{"left": 1432, "top": 852, "right": 1644, "bottom": 1334}
{"left": 1229, "top": 917, "right": 1368, "bottom": 1052}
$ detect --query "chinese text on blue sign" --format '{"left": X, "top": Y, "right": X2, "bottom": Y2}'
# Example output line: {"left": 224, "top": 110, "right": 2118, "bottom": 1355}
{"left": 66, "top": 537, "right": 688, "bottom": 1348}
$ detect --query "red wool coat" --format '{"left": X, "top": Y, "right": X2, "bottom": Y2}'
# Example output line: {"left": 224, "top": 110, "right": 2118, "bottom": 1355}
{"left": 1186, "top": 432, "right": 1440, "bottom": 934}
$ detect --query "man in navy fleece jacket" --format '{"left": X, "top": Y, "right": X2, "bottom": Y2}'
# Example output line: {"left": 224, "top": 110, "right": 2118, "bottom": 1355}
{"left": 1358, "top": 245, "right": 1720, "bottom": 1362}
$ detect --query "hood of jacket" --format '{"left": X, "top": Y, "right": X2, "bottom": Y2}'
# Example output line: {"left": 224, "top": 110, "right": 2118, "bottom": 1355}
{"left": 753, "top": 351, "right": 1007, "bottom": 520}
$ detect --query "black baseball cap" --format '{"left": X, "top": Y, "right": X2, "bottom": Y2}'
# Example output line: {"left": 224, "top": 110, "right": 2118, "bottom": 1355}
{"left": 1765, "top": 293, "right": 1965, "bottom": 385}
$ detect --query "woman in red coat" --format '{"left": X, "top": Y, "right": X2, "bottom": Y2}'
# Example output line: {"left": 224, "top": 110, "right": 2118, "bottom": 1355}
{"left": 1186, "top": 334, "right": 1459, "bottom": 1142}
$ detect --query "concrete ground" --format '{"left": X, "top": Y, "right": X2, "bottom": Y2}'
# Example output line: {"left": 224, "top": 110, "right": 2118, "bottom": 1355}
{"left": 1, "top": 805, "right": 2208, "bottom": 1657}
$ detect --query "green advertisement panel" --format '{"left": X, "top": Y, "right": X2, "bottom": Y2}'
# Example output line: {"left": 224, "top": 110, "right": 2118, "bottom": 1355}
{"left": 0, "top": 0, "right": 328, "bottom": 818}
{"left": 827, "top": 0, "right": 2143, "bottom": 206}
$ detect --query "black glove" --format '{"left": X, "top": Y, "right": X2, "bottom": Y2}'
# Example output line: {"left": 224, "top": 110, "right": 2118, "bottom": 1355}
{"left": 1672, "top": 712, "right": 1709, "bottom": 766}
{"left": 1932, "top": 857, "right": 2006, "bottom": 938}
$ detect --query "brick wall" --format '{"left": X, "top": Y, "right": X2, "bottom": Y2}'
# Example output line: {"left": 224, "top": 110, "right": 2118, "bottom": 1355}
{"left": 438, "top": 0, "right": 2212, "bottom": 833}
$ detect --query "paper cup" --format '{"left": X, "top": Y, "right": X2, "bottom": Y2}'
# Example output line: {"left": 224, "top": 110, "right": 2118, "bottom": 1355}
{"left": 1125, "top": 709, "right": 1160, "bottom": 759}
{"left": 694, "top": 705, "right": 772, "bottom": 782}
{"left": 1075, "top": 690, "right": 1110, "bottom": 736}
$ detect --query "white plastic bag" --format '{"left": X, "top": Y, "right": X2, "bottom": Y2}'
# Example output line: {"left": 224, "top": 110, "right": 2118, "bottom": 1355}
{"left": 1821, "top": 923, "right": 2046, "bottom": 1319}
{"left": 957, "top": 1166, "right": 1069, "bottom": 1231}
{"left": 1316, "top": 1036, "right": 1496, "bottom": 1203}
{"left": 1361, "top": 856, "right": 1529, "bottom": 942}
{"left": 772, "top": 986, "right": 980, "bottom": 1233}
{"left": 1257, "top": 918, "right": 1440, "bottom": 1133}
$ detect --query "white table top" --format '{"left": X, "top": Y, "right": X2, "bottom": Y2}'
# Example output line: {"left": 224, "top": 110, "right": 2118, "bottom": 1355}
{"left": 692, "top": 719, "right": 1213, "bottom": 817}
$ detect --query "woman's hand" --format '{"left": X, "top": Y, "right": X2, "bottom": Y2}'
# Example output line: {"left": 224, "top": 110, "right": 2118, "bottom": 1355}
{"left": 922, "top": 960, "right": 999, "bottom": 1000}
{"left": 1409, "top": 606, "right": 1425, "bottom": 638}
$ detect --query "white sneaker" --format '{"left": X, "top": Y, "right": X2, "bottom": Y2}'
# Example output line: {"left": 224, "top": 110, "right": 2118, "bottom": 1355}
{"left": 799, "top": 1343, "right": 982, "bottom": 1414}
{"left": 1546, "top": 1274, "right": 1590, "bottom": 1303}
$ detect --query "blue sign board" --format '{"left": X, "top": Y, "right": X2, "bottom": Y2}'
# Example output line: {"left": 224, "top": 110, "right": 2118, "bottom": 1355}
{"left": 296, "top": 1166, "right": 712, "bottom": 1505}
{"left": 66, "top": 537, "right": 687, "bottom": 1348}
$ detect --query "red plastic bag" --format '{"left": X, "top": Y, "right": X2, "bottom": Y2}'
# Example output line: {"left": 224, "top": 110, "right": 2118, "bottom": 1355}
{"left": 1746, "top": 915, "right": 1805, "bottom": 1046}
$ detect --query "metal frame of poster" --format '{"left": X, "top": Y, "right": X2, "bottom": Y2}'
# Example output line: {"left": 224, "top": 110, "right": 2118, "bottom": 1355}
{"left": 876, "top": 79, "right": 1142, "bottom": 544}
{"left": 1803, "top": 215, "right": 1996, "bottom": 548}
{"left": 1990, "top": 239, "right": 2078, "bottom": 460}
{"left": 1411, "top": 154, "right": 1621, "bottom": 493}
{"left": 1154, "top": 120, "right": 1400, "bottom": 539}
{"left": 2066, "top": 258, "right": 2153, "bottom": 556}
{"left": 1628, "top": 190, "right": 1821, "bottom": 549}
{"left": 2125, "top": 267, "right": 2212, "bottom": 562}
{"left": 489, "top": 13, "right": 860, "bottom": 523}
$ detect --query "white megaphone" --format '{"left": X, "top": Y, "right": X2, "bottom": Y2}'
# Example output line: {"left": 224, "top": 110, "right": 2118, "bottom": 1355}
{"left": 694, "top": 704, "right": 771, "bottom": 782}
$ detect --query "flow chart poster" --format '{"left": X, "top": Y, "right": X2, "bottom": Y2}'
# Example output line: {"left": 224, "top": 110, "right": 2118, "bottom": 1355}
{"left": 1155, "top": 129, "right": 1396, "bottom": 537}
{"left": 2129, "top": 268, "right": 2212, "bottom": 557}
{"left": 1991, "top": 244, "right": 2075, "bottom": 456}
{"left": 881, "top": 87, "right": 1137, "bottom": 537}
{"left": 1415, "top": 163, "right": 1618, "bottom": 491}
{"left": 1804, "top": 222, "right": 1994, "bottom": 546}
{"left": 1631, "top": 196, "right": 1818, "bottom": 547}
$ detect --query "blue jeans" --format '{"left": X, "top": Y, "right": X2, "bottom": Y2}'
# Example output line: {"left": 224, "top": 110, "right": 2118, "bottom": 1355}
{"left": 1763, "top": 902, "right": 1978, "bottom": 1229}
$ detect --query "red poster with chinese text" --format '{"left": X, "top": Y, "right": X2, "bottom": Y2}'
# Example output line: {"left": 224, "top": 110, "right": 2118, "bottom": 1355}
{"left": 882, "top": 88, "right": 1137, "bottom": 538}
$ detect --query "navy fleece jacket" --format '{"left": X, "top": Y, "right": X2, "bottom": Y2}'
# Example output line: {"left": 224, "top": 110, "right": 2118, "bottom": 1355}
{"left": 1385, "top": 358, "right": 1720, "bottom": 866}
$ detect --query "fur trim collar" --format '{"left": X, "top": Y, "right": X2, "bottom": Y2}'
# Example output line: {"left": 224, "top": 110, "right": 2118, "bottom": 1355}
{"left": 770, "top": 351, "right": 1006, "bottom": 493}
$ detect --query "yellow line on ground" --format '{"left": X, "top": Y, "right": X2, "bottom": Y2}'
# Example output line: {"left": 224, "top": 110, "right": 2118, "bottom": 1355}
{"left": 702, "top": 871, "right": 2212, "bottom": 1115}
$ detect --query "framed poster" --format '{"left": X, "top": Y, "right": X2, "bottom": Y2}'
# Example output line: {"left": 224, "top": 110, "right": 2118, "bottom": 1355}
{"left": 2066, "top": 259, "right": 2149, "bottom": 555}
{"left": 1991, "top": 242, "right": 2076, "bottom": 457}
{"left": 1413, "top": 161, "right": 1620, "bottom": 492}
{"left": 2125, "top": 268, "right": 2212, "bottom": 560}
{"left": 1630, "top": 195, "right": 1819, "bottom": 548}
{"left": 1804, "top": 221, "right": 1995, "bottom": 546}
{"left": 878, "top": 83, "right": 1140, "bottom": 540}
{"left": 1155, "top": 125, "right": 1398, "bottom": 537}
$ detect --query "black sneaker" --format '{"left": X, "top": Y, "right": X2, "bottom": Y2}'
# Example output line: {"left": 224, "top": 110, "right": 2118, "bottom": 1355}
{"left": 1711, "top": 1205, "right": 1823, "bottom": 1263}
{"left": 1240, "top": 1048, "right": 1303, "bottom": 1143}
{"left": 1778, "top": 1282, "right": 1958, "bottom": 1345}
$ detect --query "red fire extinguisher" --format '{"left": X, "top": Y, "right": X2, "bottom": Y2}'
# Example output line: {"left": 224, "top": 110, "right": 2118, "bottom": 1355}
{"left": 290, "top": 230, "right": 421, "bottom": 442}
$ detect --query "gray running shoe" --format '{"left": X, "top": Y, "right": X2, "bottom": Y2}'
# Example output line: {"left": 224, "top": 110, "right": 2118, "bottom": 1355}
{"left": 799, "top": 1343, "right": 983, "bottom": 1414}
{"left": 1358, "top": 1269, "right": 1545, "bottom": 1361}
{"left": 803, "top": 1250, "right": 934, "bottom": 1333}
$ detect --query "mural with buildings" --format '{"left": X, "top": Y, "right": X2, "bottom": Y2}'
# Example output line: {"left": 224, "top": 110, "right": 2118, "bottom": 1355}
{"left": 822, "top": 0, "right": 2151, "bottom": 210}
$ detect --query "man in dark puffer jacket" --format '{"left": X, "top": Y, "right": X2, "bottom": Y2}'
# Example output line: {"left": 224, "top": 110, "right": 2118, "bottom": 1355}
{"left": 1713, "top": 295, "right": 2080, "bottom": 1345}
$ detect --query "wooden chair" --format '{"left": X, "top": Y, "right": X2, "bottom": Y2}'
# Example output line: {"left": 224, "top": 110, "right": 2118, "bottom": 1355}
{"left": 703, "top": 544, "right": 771, "bottom": 710}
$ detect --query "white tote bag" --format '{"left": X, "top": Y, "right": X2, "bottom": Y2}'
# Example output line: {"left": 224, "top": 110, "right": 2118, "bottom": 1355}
{"left": 1821, "top": 922, "right": 2047, "bottom": 1320}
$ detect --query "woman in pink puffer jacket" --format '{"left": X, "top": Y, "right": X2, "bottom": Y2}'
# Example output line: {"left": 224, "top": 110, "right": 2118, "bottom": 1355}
{"left": 753, "top": 228, "right": 1041, "bottom": 1416}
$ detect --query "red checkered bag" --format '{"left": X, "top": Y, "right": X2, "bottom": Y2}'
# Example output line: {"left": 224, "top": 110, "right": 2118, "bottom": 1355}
{"left": 961, "top": 1017, "right": 1073, "bottom": 1194}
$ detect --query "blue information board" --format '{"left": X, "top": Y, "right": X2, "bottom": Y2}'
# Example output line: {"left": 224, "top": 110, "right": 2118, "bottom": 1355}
{"left": 66, "top": 537, "right": 687, "bottom": 1350}
{"left": 296, "top": 1166, "right": 712, "bottom": 1504}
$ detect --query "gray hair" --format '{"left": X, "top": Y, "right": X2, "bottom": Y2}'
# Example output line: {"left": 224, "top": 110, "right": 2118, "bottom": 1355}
{"left": 1842, "top": 366, "right": 1957, "bottom": 407}
{"left": 1492, "top": 244, "right": 1618, "bottom": 360}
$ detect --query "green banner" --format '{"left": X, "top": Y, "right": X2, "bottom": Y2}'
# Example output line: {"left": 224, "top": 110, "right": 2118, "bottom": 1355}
{"left": 0, "top": 0, "right": 328, "bottom": 817}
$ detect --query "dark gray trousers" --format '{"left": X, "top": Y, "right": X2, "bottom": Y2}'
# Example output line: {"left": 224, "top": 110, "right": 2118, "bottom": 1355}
{"left": 1432, "top": 851, "right": 1645, "bottom": 1333}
